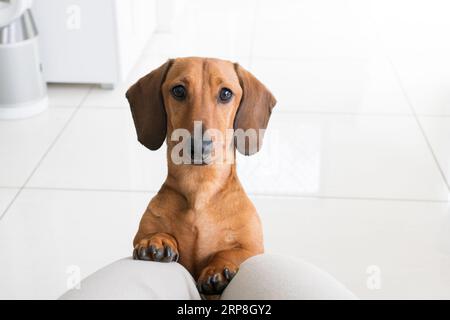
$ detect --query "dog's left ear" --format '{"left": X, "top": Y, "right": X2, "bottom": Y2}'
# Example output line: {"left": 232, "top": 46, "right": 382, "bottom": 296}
{"left": 126, "top": 59, "right": 173, "bottom": 150}
{"left": 234, "top": 63, "right": 277, "bottom": 155}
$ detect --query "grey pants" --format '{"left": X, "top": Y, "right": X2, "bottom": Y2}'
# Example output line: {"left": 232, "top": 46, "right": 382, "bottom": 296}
{"left": 60, "top": 254, "right": 356, "bottom": 300}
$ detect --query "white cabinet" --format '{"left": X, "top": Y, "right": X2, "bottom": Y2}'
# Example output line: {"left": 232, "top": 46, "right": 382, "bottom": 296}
{"left": 32, "top": 0, "right": 156, "bottom": 87}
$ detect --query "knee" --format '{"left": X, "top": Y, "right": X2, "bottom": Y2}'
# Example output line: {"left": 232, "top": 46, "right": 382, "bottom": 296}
{"left": 221, "top": 254, "right": 357, "bottom": 300}
{"left": 60, "top": 258, "right": 201, "bottom": 300}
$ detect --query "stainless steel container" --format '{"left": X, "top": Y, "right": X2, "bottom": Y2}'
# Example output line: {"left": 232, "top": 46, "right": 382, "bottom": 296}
{"left": 0, "top": 0, "right": 47, "bottom": 119}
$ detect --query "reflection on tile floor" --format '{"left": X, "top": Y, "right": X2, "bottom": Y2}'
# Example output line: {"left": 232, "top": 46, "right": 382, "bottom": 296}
{"left": 0, "top": 0, "right": 449, "bottom": 299}
{"left": 257, "top": 195, "right": 450, "bottom": 299}
{"left": 0, "top": 108, "right": 76, "bottom": 187}
{"left": 0, "top": 189, "right": 148, "bottom": 299}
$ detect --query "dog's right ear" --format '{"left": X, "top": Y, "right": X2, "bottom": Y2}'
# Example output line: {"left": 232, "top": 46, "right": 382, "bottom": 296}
{"left": 126, "top": 59, "right": 173, "bottom": 150}
{"left": 234, "top": 63, "right": 277, "bottom": 155}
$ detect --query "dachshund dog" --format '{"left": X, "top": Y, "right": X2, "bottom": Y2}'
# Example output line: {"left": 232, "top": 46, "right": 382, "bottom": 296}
{"left": 126, "top": 57, "right": 276, "bottom": 297}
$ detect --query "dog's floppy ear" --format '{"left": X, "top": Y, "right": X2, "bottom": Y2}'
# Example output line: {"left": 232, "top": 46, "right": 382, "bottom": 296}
{"left": 234, "top": 63, "right": 277, "bottom": 155}
{"left": 126, "top": 59, "right": 173, "bottom": 150}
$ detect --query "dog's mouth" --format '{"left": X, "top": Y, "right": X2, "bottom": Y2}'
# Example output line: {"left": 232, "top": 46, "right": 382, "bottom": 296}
{"left": 189, "top": 153, "right": 213, "bottom": 166}
{"left": 169, "top": 134, "right": 228, "bottom": 166}
{"left": 191, "top": 162, "right": 210, "bottom": 166}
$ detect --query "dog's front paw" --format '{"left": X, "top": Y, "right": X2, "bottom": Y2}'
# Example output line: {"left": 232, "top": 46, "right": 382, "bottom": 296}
{"left": 197, "top": 263, "right": 238, "bottom": 296}
{"left": 133, "top": 233, "right": 179, "bottom": 262}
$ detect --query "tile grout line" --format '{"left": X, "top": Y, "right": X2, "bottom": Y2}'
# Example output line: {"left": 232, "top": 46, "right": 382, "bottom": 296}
{"left": 388, "top": 57, "right": 450, "bottom": 193}
{"left": 246, "top": 7, "right": 450, "bottom": 120}
{"left": 0, "top": 87, "right": 94, "bottom": 221}
{"left": 15, "top": 185, "right": 449, "bottom": 204}
{"left": 369, "top": 12, "right": 450, "bottom": 196}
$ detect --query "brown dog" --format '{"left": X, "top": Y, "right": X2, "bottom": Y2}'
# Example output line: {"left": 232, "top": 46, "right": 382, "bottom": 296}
{"left": 126, "top": 57, "right": 276, "bottom": 296}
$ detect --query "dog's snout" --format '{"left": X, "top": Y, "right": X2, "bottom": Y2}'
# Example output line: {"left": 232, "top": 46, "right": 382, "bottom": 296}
{"left": 201, "top": 139, "right": 213, "bottom": 153}
{"left": 190, "top": 138, "right": 213, "bottom": 155}
{"left": 190, "top": 137, "right": 213, "bottom": 165}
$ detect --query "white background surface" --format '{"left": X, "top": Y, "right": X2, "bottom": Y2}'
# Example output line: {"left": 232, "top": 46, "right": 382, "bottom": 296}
{"left": 1, "top": 0, "right": 450, "bottom": 299}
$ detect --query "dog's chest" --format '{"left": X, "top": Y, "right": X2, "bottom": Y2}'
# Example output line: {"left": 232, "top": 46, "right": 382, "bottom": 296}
{"left": 176, "top": 207, "right": 237, "bottom": 274}
{"left": 180, "top": 207, "right": 236, "bottom": 245}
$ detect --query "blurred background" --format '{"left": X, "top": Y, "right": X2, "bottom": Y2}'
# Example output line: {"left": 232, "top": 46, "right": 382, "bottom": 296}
{"left": 0, "top": 0, "right": 449, "bottom": 299}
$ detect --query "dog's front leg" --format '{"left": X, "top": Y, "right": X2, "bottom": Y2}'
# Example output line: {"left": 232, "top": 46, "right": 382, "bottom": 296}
{"left": 197, "top": 248, "right": 257, "bottom": 296}
{"left": 133, "top": 232, "right": 179, "bottom": 263}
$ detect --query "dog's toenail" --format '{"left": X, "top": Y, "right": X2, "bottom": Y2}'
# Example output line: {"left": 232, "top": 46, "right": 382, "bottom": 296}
{"left": 148, "top": 245, "right": 156, "bottom": 255}
{"left": 164, "top": 245, "right": 172, "bottom": 257}
{"left": 138, "top": 247, "right": 149, "bottom": 260}
{"left": 211, "top": 274, "right": 220, "bottom": 284}
{"left": 154, "top": 248, "right": 164, "bottom": 260}
{"left": 224, "top": 268, "right": 236, "bottom": 281}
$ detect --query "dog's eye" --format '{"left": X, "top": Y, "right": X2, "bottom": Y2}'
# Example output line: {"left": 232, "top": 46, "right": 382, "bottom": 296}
{"left": 219, "top": 88, "right": 233, "bottom": 103}
{"left": 171, "top": 85, "right": 186, "bottom": 100}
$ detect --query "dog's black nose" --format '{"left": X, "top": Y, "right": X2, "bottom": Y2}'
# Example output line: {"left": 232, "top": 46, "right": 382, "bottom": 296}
{"left": 202, "top": 139, "right": 213, "bottom": 154}
{"left": 190, "top": 138, "right": 213, "bottom": 164}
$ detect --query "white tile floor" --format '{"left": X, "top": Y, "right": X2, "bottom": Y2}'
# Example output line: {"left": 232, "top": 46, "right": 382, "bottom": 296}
{"left": 1, "top": 0, "right": 450, "bottom": 299}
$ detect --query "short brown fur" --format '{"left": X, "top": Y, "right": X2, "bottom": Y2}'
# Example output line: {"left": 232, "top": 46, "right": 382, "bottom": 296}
{"left": 126, "top": 57, "right": 276, "bottom": 296}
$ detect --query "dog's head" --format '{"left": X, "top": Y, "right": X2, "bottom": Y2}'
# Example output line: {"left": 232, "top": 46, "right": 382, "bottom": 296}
{"left": 126, "top": 57, "right": 276, "bottom": 165}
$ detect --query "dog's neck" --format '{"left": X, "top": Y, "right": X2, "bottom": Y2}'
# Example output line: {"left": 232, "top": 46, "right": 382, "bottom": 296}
{"left": 163, "top": 153, "right": 240, "bottom": 210}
